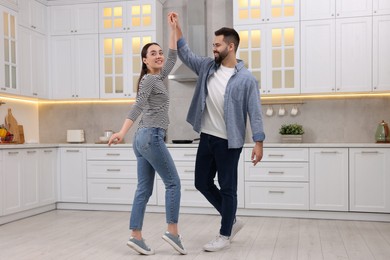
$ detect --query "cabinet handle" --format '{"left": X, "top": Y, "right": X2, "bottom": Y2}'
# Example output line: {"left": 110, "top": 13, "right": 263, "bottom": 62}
{"left": 268, "top": 154, "right": 284, "bottom": 157}
{"left": 1, "top": 87, "right": 6, "bottom": 90}
{"left": 66, "top": 150, "right": 80, "bottom": 153}
{"left": 184, "top": 170, "right": 195, "bottom": 173}
{"left": 184, "top": 154, "right": 197, "bottom": 157}
{"left": 268, "top": 171, "right": 284, "bottom": 174}
{"left": 106, "top": 186, "right": 121, "bottom": 190}
{"left": 106, "top": 153, "right": 121, "bottom": 156}
{"left": 184, "top": 188, "right": 198, "bottom": 192}
{"left": 8, "top": 151, "right": 19, "bottom": 155}
{"left": 27, "top": 150, "right": 37, "bottom": 154}
{"left": 320, "top": 151, "right": 338, "bottom": 154}
{"left": 107, "top": 169, "right": 121, "bottom": 172}
{"left": 361, "top": 151, "right": 379, "bottom": 154}
{"left": 44, "top": 150, "right": 53, "bottom": 153}
{"left": 269, "top": 190, "right": 285, "bottom": 194}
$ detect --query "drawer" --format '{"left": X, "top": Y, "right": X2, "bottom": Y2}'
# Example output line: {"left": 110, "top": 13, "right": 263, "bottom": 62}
{"left": 245, "top": 162, "right": 309, "bottom": 182}
{"left": 87, "top": 148, "right": 135, "bottom": 160}
{"left": 245, "top": 182, "right": 309, "bottom": 210}
{"left": 244, "top": 147, "right": 309, "bottom": 162}
{"left": 87, "top": 161, "right": 137, "bottom": 179}
{"left": 169, "top": 148, "right": 197, "bottom": 161}
{"left": 87, "top": 179, "right": 157, "bottom": 205}
{"left": 156, "top": 161, "right": 196, "bottom": 181}
{"left": 156, "top": 179, "right": 213, "bottom": 208}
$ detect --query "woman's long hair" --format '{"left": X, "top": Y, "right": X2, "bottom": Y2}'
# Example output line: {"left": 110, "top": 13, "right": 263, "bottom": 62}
{"left": 137, "top": 42, "right": 160, "bottom": 93}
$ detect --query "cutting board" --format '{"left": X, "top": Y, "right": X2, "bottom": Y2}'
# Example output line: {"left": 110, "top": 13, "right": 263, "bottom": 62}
{"left": 5, "top": 108, "right": 20, "bottom": 143}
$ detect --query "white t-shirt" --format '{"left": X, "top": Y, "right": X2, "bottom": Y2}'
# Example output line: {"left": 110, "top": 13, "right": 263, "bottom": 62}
{"left": 201, "top": 65, "right": 235, "bottom": 139}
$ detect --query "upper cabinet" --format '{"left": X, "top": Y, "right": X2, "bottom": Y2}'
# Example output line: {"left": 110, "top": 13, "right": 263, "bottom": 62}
{"left": 18, "top": 0, "right": 47, "bottom": 34}
{"left": 301, "top": 0, "right": 373, "bottom": 20}
{"left": 98, "top": 0, "right": 162, "bottom": 98}
{"left": 373, "top": 15, "right": 390, "bottom": 92}
{"left": 234, "top": 0, "right": 300, "bottom": 25}
{"left": 99, "top": 0, "right": 159, "bottom": 33}
{"left": 49, "top": 4, "right": 98, "bottom": 35}
{"left": 373, "top": 0, "right": 390, "bottom": 15}
{"left": 0, "top": 6, "right": 18, "bottom": 95}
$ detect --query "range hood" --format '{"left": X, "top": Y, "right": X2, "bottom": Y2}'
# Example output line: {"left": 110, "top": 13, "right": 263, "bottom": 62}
{"left": 168, "top": 0, "right": 207, "bottom": 82}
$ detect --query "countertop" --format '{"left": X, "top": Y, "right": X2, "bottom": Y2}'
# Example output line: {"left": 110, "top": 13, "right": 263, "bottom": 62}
{"left": 1, "top": 142, "right": 390, "bottom": 149}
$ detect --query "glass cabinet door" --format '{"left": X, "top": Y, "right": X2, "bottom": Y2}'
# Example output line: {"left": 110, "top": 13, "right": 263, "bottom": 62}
{"left": 99, "top": 2, "right": 127, "bottom": 33}
{"left": 1, "top": 8, "right": 18, "bottom": 93}
{"left": 126, "top": 0, "right": 156, "bottom": 31}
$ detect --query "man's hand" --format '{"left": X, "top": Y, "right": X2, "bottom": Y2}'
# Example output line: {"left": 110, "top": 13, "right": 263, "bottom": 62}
{"left": 251, "top": 141, "right": 263, "bottom": 166}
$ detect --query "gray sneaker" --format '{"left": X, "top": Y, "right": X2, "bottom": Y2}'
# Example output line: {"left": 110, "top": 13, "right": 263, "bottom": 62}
{"left": 162, "top": 231, "right": 187, "bottom": 255}
{"left": 230, "top": 218, "right": 244, "bottom": 241}
{"left": 127, "top": 237, "right": 155, "bottom": 255}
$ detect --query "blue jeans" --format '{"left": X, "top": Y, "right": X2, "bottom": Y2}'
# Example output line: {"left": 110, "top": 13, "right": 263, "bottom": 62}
{"left": 130, "top": 127, "right": 181, "bottom": 230}
{"left": 194, "top": 133, "right": 242, "bottom": 237}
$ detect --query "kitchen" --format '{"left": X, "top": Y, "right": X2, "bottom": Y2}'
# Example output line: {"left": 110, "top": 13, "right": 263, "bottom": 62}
{"left": 1, "top": 0, "right": 390, "bottom": 259}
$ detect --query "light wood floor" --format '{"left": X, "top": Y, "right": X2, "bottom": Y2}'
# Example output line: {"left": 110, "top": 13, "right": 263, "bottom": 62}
{"left": 1, "top": 210, "right": 390, "bottom": 260}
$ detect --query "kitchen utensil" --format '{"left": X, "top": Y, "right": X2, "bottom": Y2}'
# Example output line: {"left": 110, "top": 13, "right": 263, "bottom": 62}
{"left": 278, "top": 106, "right": 286, "bottom": 116}
{"left": 103, "top": 130, "right": 114, "bottom": 138}
{"left": 4, "top": 108, "right": 20, "bottom": 143}
{"left": 266, "top": 105, "right": 274, "bottom": 117}
{"left": 172, "top": 138, "right": 200, "bottom": 144}
{"left": 18, "top": 125, "right": 25, "bottom": 144}
{"left": 290, "top": 105, "right": 299, "bottom": 116}
{"left": 375, "top": 120, "right": 389, "bottom": 143}
{"left": 99, "top": 136, "right": 110, "bottom": 142}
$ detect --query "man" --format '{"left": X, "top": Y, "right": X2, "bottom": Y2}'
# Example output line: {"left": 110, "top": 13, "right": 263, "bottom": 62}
{"left": 171, "top": 13, "right": 265, "bottom": 252}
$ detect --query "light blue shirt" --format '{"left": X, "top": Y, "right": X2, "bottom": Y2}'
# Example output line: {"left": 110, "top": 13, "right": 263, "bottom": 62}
{"left": 177, "top": 37, "right": 265, "bottom": 148}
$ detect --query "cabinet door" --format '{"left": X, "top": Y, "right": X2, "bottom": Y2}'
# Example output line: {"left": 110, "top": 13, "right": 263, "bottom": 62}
{"left": 126, "top": 0, "right": 157, "bottom": 32}
{"left": 21, "top": 150, "right": 39, "bottom": 210}
{"left": 0, "top": 7, "right": 18, "bottom": 94}
{"left": 39, "top": 149, "right": 57, "bottom": 206}
{"left": 18, "top": 0, "right": 47, "bottom": 34}
{"left": 373, "top": 15, "right": 390, "bottom": 92}
{"left": 350, "top": 148, "right": 390, "bottom": 213}
{"left": 336, "top": 17, "right": 372, "bottom": 92}
{"left": 373, "top": 0, "right": 390, "bottom": 15}
{"left": 73, "top": 34, "right": 99, "bottom": 98}
{"left": 50, "top": 36, "right": 74, "bottom": 98}
{"left": 301, "top": 20, "right": 336, "bottom": 93}
{"left": 2, "top": 150, "right": 22, "bottom": 215}
{"left": 50, "top": 4, "right": 98, "bottom": 35}
{"left": 309, "top": 148, "right": 348, "bottom": 211}
{"left": 336, "top": 0, "right": 373, "bottom": 18}
{"left": 301, "top": 0, "right": 336, "bottom": 20}
{"left": 59, "top": 148, "right": 87, "bottom": 203}
{"left": 99, "top": 2, "right": 127, "bottom": 33}
{"left": 19, "top": 27, "right": 48, "bottom": 98}
{"left": 0, "top": 151, "right": 2, "bottom": 216}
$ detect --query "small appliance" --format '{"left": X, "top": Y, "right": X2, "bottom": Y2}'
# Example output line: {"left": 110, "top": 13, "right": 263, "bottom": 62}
{"left": 67, "top": 130, "right": 85, "bottom": 143}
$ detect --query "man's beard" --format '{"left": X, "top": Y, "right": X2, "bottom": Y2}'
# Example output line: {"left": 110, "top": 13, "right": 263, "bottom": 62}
{"left": 214, "top": 47, "right": 229, "bottom": 64}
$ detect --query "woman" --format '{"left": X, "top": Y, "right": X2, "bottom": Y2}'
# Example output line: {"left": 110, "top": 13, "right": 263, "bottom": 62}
{"left": 108, "top": 13, "right": 186, "bottom": 255}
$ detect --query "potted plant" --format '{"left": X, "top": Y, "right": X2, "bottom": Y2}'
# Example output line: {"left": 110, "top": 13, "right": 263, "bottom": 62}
{"left": 279, "top": 123, "right": 304, "bottom": 143}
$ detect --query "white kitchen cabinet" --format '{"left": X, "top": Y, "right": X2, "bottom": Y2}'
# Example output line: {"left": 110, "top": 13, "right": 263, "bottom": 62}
{"left": 2, "top": 150, "right": 21, "bottom": 215}
{"left": 301, "top": 0, "right": 373, "bottom": 20}
{"left": 0, "top": 6, "right": 18, "bottom": 95}
{"left": 87, "top": 148, "right": 157, "bottom": 205}
{"left": 50, "top": 34, "right": 99, "bottom": 99}
{"left": 59, "top": 148, "right": 87, "bottom": 203}
{"left": 0, "top": 151, "right": 3, "bottom": 216}
{"left": 301, "top": 17, "right": 372, "bottom": 94}
{"left": 39, "top": 149, "right": 57, "bottom": 206}
{"left": 18, "top": 0, "right": 47, "bottom": 34}
{"left": 309, "top": 148, "right": 349, "bottom": 211}
{"left": 350, "top": 148, "right": 390, "bottom": 213}
{"left": 98, "top": 0, "right": 161, "bottom": 33}
{"left": 99, "top": 31, "right": 156, "bottom": 98}
{"left": 233, "top": 0, "right": 299, "bottom": 25}
{"left": 163, "top": 148, "right": 244, "bottom": 208}
{"left": 373, "top": 15, "right": 390, "bottom": 92}
{"left": 373, "top": 0, "right": 390, "bottom": 15}
{"left": 244, "top": 148, "right": 309, "bottom": 210}
{"left": 18, "top": 26, "right": 48, "bottom": 98}
{"left": 49, "top": 3, "right": 98, "bottom": 35}
{"left": 21, "top": 149, "right": 40, "bottom": 210}
{"left": 236, "top": 22, "right": 300, "bottom": 95}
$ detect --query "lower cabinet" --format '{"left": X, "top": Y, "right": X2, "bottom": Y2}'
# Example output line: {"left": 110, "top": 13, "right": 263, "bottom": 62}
{"left": 59, "top": 148, "right": 87, "bottom": 202}
{"left": 244, "top": 148, "right": 310, "bottom": 210}
{"left": 309, "top": 148, "right": 349, "bottom": 211}
{"left": 0, "top": 151, "right": 3, "bottom": 216}
{"left": 86, "top": 148, "right": 157, "bottom": 205}
{"left": 2, "top": 148, "right": 57, "bottom": 216}
{"left": 349, "top": 148, "right": 390, "bottom": 213}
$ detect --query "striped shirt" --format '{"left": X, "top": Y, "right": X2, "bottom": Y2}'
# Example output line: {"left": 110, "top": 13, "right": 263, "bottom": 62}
{"left": 127, "top": 49, "right": 177, "bottom": 130}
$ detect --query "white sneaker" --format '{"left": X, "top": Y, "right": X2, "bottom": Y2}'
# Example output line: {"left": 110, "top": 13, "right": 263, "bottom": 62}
{"left": 203, "top": 235, "right": 230, "bottom": 252}
{"left": 230, "top": 218, "right": 244, "bottom": 241}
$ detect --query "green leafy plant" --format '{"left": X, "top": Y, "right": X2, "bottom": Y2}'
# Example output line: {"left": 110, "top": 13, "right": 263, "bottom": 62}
{"left": 279, "top": 123, "right": 304, "bottom": 135}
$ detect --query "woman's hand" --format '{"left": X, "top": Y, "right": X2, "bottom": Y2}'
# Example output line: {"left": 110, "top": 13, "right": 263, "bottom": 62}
{"left": 108, "top": 132, "right": 123, "bottom": 146}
